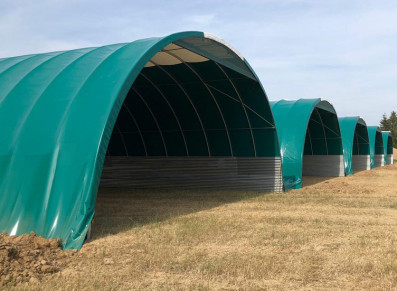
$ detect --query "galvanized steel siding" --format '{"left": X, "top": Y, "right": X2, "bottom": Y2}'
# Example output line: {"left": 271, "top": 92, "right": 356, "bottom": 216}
{"left": 374, "top": 154, "right": 384, "bottom": 167}
{"left": 100, "top": 157, "right": 283, "bottom": 192}
{"left": 387, "top": 154, "right": 394, "bottom": 164}
{"left": 302, "top": 155, "right": 344, "bottom": 177}
{"left": 352, "top": 155, "right": 370, "bottom": 171}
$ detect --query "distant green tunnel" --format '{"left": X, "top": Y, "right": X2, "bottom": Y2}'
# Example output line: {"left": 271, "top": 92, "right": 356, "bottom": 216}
{"left": 270, "top": 99, "right": 344, "bottom": 190}
{"left": 367, "top": 126, "right": 384, "bottom": 168}
{"left": 338, "top": 117, "right": 370, "bottom": 175}
{"left": 382, "top": 131, "right": 393, "bottom": 165}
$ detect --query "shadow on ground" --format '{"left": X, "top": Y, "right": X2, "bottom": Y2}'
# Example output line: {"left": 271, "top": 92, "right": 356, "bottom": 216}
{"left": 90, "top": 187, "right": 270, "bottom": 241}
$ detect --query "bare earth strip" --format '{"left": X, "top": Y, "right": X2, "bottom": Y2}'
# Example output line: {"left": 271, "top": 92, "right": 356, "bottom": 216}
{"left": 5, "top": 163, "right": 397, "bottom": 290}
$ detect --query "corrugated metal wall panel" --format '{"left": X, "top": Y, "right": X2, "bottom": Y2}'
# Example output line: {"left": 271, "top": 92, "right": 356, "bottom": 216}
{"left": 302, "top": 155, "right": 344, "bottom": 176}
{"left": 352, "top": 155, "right": 370, "bottom": 171}
{"left": 374, "top": 154, "right": 384, "bottom": 167}
{"left": 100, "top": 156, "right": 283, "bottom": 192}
{"left": 387, "top": 154, "right": 394, "bottom": 164}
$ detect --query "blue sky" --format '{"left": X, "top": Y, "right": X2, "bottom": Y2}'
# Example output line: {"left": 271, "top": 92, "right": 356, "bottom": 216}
{"left": 1, "top": 0, "right": 396, "bottom": 125}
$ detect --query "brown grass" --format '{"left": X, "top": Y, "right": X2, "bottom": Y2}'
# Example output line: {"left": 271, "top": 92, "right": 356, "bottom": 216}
{"left": 13, "top": 164, "right": 397, "bottom": 290}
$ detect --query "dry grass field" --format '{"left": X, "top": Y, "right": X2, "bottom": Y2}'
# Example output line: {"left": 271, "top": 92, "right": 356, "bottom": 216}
{"left": 6, "top": 163, "right": 397, "bottom": 290}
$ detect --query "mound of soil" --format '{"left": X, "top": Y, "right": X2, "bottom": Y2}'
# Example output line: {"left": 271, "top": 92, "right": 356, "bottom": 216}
{"left": 0, "top": 232, "right": 76, "bottom": 287}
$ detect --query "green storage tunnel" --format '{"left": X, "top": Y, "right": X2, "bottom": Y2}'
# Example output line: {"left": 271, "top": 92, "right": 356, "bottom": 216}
{"left": 382, "top": 131, "right": 393, "bottom": 165}
{"left": 0, "top": 31, "right": 282, "bottom": 249}
{"left": 338, "top": 117, "right": 370, "bottom": 175}
{"left": 367, "top": 126, "right": 384, "bottom": 168}
{"left": 270, "top": 99, "right": 344, "bottom": 190}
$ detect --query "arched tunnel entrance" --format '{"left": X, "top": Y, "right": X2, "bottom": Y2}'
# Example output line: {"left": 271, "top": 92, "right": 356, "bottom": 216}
{"left": 374, "top": 131, "right": 384, "bottom": 167}
{"left": 383, "top": 132, "right": 393, "bottom": 165}
{"left": 339, "top": 117, "right": 371, "bottom": 175}
{"left": 99, "top": 37, "right": 282, "bottom": 192}
{"left": 352, "top": 121, "right": 370, "bottom": 171}
{"left": 302, "top": 104, "right": 344, "bottom": 178}
{"left": 91, "top": 36, "right": 283, "bottom": 240}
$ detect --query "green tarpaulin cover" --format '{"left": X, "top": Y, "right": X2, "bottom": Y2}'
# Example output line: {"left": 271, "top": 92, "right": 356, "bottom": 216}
{"left": 338, "top": 117, "right": 369, "bottom": 175}
{"left": 0, "top": 31, "right": 279, "bottom": 249}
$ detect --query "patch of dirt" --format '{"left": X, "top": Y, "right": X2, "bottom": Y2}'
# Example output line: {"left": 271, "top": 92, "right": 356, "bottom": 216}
{"left": 305, "top": 164, "right": 396, "bottom": 194}
{"left": 0, "top": 232, "right": 76, "bottom": 287}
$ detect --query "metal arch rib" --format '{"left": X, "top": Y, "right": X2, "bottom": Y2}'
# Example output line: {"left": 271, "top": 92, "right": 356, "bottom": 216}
{"left": 139, "top": 72, "right": 189, "bottom": 156}
{"left": 355, "top": 127, "right": 360, "bottom": 155}
{"left": 356, "top": 132, "right": 369, "bottom": 144}
{"left": 205, "top": 83, "right": 274, "bottom": 127}
{"left": 309, "top": 117, "right": 340, "bottom": 137}
{"left": 148, "top": 60, "right": 211, "bottom": 156}
{"left": 205, "top": 83, "right": 240, "bottom": 103}
{"left": 132, "top": 87, "right": 168, "bottom": 156}
{"left": 122, "top": 103, "right": 148, "bottom": 156}
{"left": 163, "top": 50, "right": 234, "bottom": 156}
{"left": 213, "top": 63, "right": 257, "bottom": 157}
{"left": 306, "top": 126, "right": 314, "bottom": 156}
{"left": 114, "top": 122, "right": 129, "bottom": 156}
{"left": 244, "top": 106, "right": 275, "bottom": 127}
{"left": 314, "top": 108, "right": 329, "bottom": 155}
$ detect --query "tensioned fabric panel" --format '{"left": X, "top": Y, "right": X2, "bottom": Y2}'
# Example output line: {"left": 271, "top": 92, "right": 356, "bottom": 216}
{"left": 353, "top": 124, "right": 370, "bottom": 155}
{"left": 382, "top": 131, "right": 393, "bottom": 164}
{"left": 338, "top": 117, "right": 370, "bottom": 175}
{"left": 303, "top": 108, "right": 342, "bottom": 156}
{"left": 367, "top": 126, "right": 384, "bottom": 169}
{"left": 101, "top": 156, "right": 283, "bottom": 192}
{"left": 174, "top": 36, "right": 256, "bottom": 80}
{"left": 107, "top": 60, "right": 275, "bottom": 158}
{"left": 270, "top": 98, "right": 343, "bottom": 190}
{"left": 0, "top": 31, "right": 281, "bottom": 250}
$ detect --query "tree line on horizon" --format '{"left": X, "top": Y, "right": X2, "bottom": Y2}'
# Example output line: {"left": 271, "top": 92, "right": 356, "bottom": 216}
{"left": 380, "top": 111, "right": 397, "bottom": 148}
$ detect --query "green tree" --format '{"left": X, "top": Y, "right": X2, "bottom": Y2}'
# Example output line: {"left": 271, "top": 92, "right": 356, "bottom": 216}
{"left": 380, "top": 111, "right": 397, "bottom": 148}
{"left": 380, "top": 113, "right": 390, "bottom": 130}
